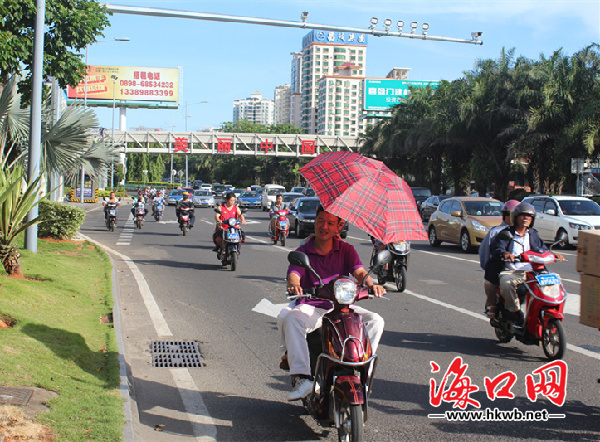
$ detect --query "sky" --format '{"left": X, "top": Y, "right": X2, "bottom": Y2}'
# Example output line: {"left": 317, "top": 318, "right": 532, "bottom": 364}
{"left": 87, "top": 0, "right": 600, "bottom": 132}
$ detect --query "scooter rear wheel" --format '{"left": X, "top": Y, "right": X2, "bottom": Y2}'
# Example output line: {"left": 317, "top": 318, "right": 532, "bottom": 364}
{"left": 494, "top": 327, "right": 513, "bottom": 343}
{"left": 338, "top": 400, "right": 363, "bottom": 442}
{"left": 542, "top": 318, "right": 566, "bottom": 360}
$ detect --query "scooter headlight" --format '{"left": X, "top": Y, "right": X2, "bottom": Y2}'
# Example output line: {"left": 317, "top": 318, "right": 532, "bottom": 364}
{"left": 391, "top": 240, "right": 410, "bottom": 253}
{"left": 227, "top": 218, "right": 237, "bottom": 227}
{"left": 540, "top": 284, "right": 562, "bottom": 299}
{"left": 334, "top": 278, "right": 357, "bottom": 305}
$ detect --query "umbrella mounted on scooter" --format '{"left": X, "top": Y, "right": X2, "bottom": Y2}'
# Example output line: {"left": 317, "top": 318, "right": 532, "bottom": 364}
{"left": 299, "top": 151, "right": 427, "bottom": 243}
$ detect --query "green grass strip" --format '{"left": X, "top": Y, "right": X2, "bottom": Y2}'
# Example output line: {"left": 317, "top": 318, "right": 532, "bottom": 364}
{"left": 0, "top": 236, "right": 124, "bottom": 441}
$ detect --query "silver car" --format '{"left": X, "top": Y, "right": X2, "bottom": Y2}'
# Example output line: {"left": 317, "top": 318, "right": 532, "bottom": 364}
{"left": 193, "top": 189, "right": 215, "bottom": 208}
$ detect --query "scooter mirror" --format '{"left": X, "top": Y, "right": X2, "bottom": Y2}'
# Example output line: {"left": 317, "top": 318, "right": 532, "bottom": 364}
{"left": 288, "top": 251, "right": 311, "bottom": 268}
{"left": 497, "top": 229, "right": 513, "bottom": 241}
{"left": 373, "top": 250, "right": 392, "bottom": 268}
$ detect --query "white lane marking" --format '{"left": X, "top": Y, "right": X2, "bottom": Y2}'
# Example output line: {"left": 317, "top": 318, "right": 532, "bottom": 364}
{"left": 403, "top": 288, "right": 600, "bottom": 361}
{"left": 418, "top": 249, "right": 480, "bottom": 264}
{"left": 79, "top": 233, "right": 219, "bottom": 439}
{"left": 252, "top": 298, "right": 289, "bottom": 318}
{"left": 116, "top": 213, "right": 136, "bottom": 246}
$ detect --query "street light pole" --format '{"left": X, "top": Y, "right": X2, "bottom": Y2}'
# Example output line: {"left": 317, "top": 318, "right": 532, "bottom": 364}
{"left": 111, "top": 74, "right": 118, "bottom": 188}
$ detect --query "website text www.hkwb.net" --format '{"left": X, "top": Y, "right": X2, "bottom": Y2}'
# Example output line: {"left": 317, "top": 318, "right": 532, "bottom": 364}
{"left": 428, "top": 407, "right": 565, "bottom": 422}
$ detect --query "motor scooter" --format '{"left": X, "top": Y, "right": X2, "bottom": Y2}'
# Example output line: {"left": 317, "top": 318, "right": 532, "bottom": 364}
{"left": 178, "top": 206, "right": 193, "bottom": 236}
{"left": 214, "top": 208, "right": 247, "bottom": 271}
{"left": 490, "top": 230, "right": 567, "bottom": 360}
{"left": 370, "top": 239, "right": 410, "bottom": 292}
{"left": 285, "top": 249, "right": 391, "bottom": 442}
{"left": 154, "top": 200, "right": 164, "bottom": 222}
{"left": 133, "top": 201, "right": 146, "bottom": 230}
{"left": 103, "top": 199, "right": 119, "bottom": 232}
{"left": 269, "top": 208, "right": 295, "bottom": 246}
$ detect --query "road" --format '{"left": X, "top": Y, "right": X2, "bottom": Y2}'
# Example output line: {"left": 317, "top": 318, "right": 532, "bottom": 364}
{"left": 80, "top": 201, "right": 600, "bottom": 441}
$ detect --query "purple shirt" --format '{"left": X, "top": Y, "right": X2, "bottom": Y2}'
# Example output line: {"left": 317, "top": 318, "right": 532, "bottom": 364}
{"left": 287, "top": 236, "right": 364, "bottom": 309}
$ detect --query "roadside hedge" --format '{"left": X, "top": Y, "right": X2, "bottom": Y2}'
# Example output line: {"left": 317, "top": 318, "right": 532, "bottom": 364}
{"left": 37, "top": 200, "right": 86, "bottom": 239}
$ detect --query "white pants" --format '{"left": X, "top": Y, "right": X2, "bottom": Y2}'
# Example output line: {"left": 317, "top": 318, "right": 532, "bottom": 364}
{"left": 277, "top": 301, "right": 384, "bottom": 376}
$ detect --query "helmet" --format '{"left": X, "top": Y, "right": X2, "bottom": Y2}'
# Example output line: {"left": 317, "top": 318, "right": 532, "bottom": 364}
{"left": 510, "top": 202, "right": 536, "bottom": 226}
{"left": 501, "top": 199, "right": 520, "bottom": 216}
{"left": 182, "top": 192, "right": 189, "bottom": 197}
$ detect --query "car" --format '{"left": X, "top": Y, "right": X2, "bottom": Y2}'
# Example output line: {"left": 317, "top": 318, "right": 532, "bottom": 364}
{"left": 290, "top": 186, "right": 306, "bottom": 194}
{"left": 166, "top": 189, "right": 183, "bottom": 206}
{"left": 250, "top": 185, "right": 263, "bottom": 193}
{"left": 212, "top": 183, "right": 227, "bottom": 198}
{"left": 237, "top": 191, "right": 261, "bottom": 208}
{"left": 201, "top": 183, "right": 212, "bottom": 191}
{"left": 410, "top": 187, "right": 432, "bottom": 212}
{"left": 192, "top": 189, "right": 215, "bottom": 208}
{"left": 303, "top": 188, "right": 316, "bottom": 197}
{"left": 261, "top": 184, "right": 286, "bottom": 211}
{"left": 420, "top": 195, "right": 453, "bottom": 222}
{"left": 427, "top": 196, "right": 504, "bottom": 253}
{"left": 521, "top": 195, "right": 600, "bottom": 247}
{"left": 281, "top": 192, "right": 304, "bottom": 206}
{"left": 193, "top": 180, "right": 203, "bottom": 189}
{"left": 289, "top": 197, "right": 349, "bottom": 239}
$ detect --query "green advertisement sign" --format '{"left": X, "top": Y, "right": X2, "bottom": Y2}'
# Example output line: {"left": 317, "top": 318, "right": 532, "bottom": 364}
{"left": 364, "top": 79, "right": 440, "bottom": 111}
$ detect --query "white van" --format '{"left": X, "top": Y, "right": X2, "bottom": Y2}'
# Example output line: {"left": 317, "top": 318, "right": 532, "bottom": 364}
{"left": 261, "top": 184, "right": 286, "bottom": 211}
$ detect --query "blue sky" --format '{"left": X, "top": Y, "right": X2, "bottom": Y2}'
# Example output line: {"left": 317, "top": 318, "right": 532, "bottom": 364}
{"left": 89, "top": 0, "right": 600, "bottom": 132}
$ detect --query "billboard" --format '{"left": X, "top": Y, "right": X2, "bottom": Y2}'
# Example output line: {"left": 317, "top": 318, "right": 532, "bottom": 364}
{"left": 364, "top": 79, "right": 440, "bottom": 111}
{"left": 302, "top": 30, "right": 368, "bottom": 49}
{"left": 67, "top": 65, "right": 179, "bottom": 103}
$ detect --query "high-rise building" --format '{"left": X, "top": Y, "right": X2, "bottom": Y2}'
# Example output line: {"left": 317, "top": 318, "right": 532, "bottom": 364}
{"left": 298, "top": 30, "right": 368, "bottom": 134}
{"left": 274, "top": 85, "right": 291, "bottom": 125}
{"left": 232, "top": 91, "right": 274, "bottom": 125}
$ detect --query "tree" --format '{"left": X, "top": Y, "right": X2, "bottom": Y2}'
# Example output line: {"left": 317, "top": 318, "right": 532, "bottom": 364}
{"left": 0, "top": 0, "right": 110, "bottom": 97}
{"left": 0, "top": 161, "right": 43, "bottom": 277}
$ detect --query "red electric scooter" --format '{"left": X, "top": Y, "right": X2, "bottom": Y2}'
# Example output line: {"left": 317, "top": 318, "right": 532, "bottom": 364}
{"left": 490, "top": 231, "right": 567, "bottom": 360}
{"left": 286, "top": 249, "right": 391, "bottom": 442}
{"left": 270, "top": 208, "right": 294, "bottom": 246}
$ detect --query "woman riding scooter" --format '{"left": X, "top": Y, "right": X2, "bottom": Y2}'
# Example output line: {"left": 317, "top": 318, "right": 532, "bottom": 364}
{"left": 213, "top": 192, "right": 246, "bottom": 252}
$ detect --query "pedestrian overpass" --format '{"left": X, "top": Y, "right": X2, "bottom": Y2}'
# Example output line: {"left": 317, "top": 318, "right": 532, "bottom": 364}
{"left": 111, "top": 130, "right": 364, "bottom": 157}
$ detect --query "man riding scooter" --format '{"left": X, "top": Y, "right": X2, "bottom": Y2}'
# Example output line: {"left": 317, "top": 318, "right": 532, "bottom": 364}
{"left": 487, "top": 202, "right": 564, "bottom": 326}
{"left": 277, "top": 206, "right": 386, "bottom": 401}
{"left": 269, "top": 193, "right": 287, "bottom": 237}
{"left": 175, "top": 192, "right": 195, "bottom": 229}
{"left": 479, "top": 200, "right": 520, "bottom": 318}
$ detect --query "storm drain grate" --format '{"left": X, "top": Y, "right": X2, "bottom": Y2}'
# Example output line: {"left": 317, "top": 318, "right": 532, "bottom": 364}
{"left": 150, "top": 340, "right": 204, "bottom": 367}
{"left": 0, "top": 387, "right": 34, "bottom": 406}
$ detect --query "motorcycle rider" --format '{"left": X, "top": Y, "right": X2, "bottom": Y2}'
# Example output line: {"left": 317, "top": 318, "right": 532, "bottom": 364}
{"left": 176, "top": 192, "right": 195, "bottom": 228}
{"left": 269, "top": 193, "right": 287, "bottom": 237}
{"left": 278, "top": 206, "right": 386, "bottom": 401}
{"left": 479, "top": 200, "right": 520, "bottom": 318}
{"left": 488, "top": 202, "right": 564, "bottom": 325}
{"left": 152, "top": 190, "right": 165, "bottom": 217}
{"left": 213, "top": 192, "right": 246, "bottom": 251}
{"left": 102, "top": 191, "right": 120, "bottom": 223}
{"left": 131, "top": 190, "right": 148, "bottom": 217}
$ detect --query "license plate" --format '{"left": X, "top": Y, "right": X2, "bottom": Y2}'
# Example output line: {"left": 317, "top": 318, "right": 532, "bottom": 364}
{"left": 227, "top": 232, "right": 240, "bottom": 240}
{"left": 535, "top": 273, "right": 561, "bottom": 286}
{"left": 278, "top": 221, "right": 288, "bottom": 228}
{"left": 109, "top": 210, "right": 116, "bottom": 216}
{"left": 136, "top": 209, "right": 145, "bottom": 214}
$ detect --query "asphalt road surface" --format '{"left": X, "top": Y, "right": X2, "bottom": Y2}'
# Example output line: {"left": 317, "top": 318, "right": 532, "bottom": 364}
{"left": 79, "top": 201, "right": 600, "bottom": 441}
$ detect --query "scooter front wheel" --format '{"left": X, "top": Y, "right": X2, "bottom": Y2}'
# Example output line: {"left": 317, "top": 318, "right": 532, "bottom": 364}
{"left": 542, "top": 318, "right": 566, "bottom": 360}
{"left": 338, "top": 400, "right": 363, "bottom": 442}
{"left": 394, "top": 264, "right": 407, "bottom": 292}
{"left": 280, "top": 232, "right": 286, "bottom": 247}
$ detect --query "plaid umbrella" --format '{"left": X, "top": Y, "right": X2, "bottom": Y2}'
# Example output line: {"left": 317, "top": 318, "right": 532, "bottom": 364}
{"left": 299, "top": 151, "right": 427, "bottom": 243}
